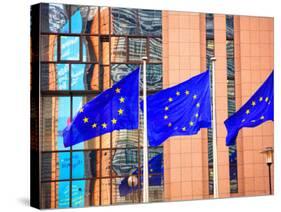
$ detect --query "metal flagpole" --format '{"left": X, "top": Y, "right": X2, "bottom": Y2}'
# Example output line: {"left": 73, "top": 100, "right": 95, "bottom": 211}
{"left": 142, "top": 56, "right": 149, "bottom": 203}
{"left": 211, "top": 57, "right": 219, "bottom": 198}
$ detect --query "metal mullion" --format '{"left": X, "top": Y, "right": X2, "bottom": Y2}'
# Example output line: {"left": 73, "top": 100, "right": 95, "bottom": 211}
{"left": 41, "top": 61, "right": 99, "bottom": 65}
{"left": 41, "top": 147, "right": 140, "bottom": 154}
{"left": 99, "top": 136, "right": 102, "bottom": 205}
{"left": 40, "top": 32, "right": 162, "bottom": 39}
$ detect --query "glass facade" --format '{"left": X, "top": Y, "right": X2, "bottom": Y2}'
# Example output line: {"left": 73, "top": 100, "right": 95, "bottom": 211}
{"left": 226, "top": 15, "right": 238, "bottom": 193}
{"left": 39, "top": 3, "right": 163, "bottom": 208}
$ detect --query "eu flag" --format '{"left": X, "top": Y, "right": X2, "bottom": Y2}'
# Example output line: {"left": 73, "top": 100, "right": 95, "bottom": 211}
{"left": 143, "top": 70, "right": 212, "bottom": 146}
{"left": 119, "top": 153, "right": 163, "bottom": 196}
{"left": 63, "top": 68, "right": 140, "bottom": 147}
{"left": 224, "top": 71, "right": 274, "bottom": 146}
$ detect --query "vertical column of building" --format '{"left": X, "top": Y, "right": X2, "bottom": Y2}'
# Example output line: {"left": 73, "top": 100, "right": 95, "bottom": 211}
{"left": 213, "top": 14, "right": 230, "bottom": 198}
{"left": 163, "top": 11, "right": 208, "bottom": 201}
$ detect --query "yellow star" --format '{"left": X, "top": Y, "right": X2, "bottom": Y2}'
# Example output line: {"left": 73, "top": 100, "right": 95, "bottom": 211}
{"left": 196, "top": 103, "right": 200, "bottom": 108}
{"left": 182, "top": 127, "right": 186, "bottom": 131}
{"left": 118, "top": 109, "right": 124, "bottom": 115}
{"left": 119, "top": 97, "right": 125, "bottom": 103}
{"left": 79, "top": 108, "right": 84, "bottom": 113}
{"left": 115, "top": 88, "right": 121, "bottom": 93}
{"left": 265, "top": 97, "right": 269, "bottom": 102}
{"left": 111, "top": 118, "right": 117, "bottom": 124}
{"left": 260, "top": 116, "right": 265, "bottom": 120}
{"left": 185, "top": 90, "right": 190, "bottom": 95}
{"left": 251, "top": 101, "right": 256, "bottom": 106}
{"left": 189, "top": 121, "right": 194, "bottom": 126}
{"left": 168, "top": 122, "right": 172, "bottom": 127}
{"left": 259, "top": 97, "right": 263, "bottom": 102}
{"left": 251, "top": 120, "right": 256, "bottom": 123}
{"left": 165, "top": 106, "right": 169, "bottom": 111}
{"left": 195, "top": 113, "right": 199, "bottom": 118}
{"left": 168, "top": 97, "right": 173, "bottom": 102}
{"left": 102, "top": 123, "right": 107, "bottom": 128}
{"left": 246, "top": 109, "right": 250, "bottom": 114}
{"left": 193, "top": 95, "right": 197, "bottom": 99}
{"left": 83, "top": 117, "right": 88, "bottom": 123}
{"left": 241, "top": 119, "right": 246, "bottom": 123}
{"left": 92, "top": 123, "right": 97, "bottom": 128}
{"left": 176, "top": 91, "right": 180, "bottom": 96}
{"left": 164, "top": 115, "right": 168, "bottom": 120}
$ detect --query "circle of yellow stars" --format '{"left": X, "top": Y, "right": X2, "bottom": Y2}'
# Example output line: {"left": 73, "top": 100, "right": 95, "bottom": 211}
{"left": 164, "top": 88, "right": 200, "bottom": 132}
{"left": 241, "top": 96, "right": 271, "bottom": 124}
{"left": 78, "top": 86, "right": 126, "bottom": 130}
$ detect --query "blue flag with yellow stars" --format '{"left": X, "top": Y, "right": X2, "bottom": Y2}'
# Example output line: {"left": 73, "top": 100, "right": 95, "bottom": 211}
{"left": 143, "top": 70, "right": 212, "bottom": 147}
{"left": 119, "top": 153, "right": 163, "bottom": 196}
{"left": 224, "top": 71, "right": 274, "bottom": 146}
{"left": 63, "top": 68, "right": 140, "bottom": 147}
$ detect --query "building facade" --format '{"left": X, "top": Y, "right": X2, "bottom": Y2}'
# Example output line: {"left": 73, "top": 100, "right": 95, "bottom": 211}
{"left": 30, "top": 3, "right": 274, "bottom": 209}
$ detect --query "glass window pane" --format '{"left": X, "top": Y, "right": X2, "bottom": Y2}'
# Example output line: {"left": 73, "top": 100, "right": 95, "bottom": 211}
{"left": 206, "top": 14, "right": 214, "bottom": 39}
{"left": 41, "top": 35, "right": 57, "bottom": 62}
{"left": 129, "top": 38, "right": 147, "bottom": 62}
{"left": 101, "top": 37, "right": 110, "bottom": 65}
{"left": 101, "top": 178, "right": 111, "bottom": 205}
{"left": 226, "top": 40, "right": 234, "bottom": 59}
{"left": 60, "top": 36, "right": 80, "bottom": 61}
{"left": 139, "top": 9, "right": 162, "bottom": 36}
{"left": 41, "top": 3, "right": 70, "bottom": 33}
{"left": 112, "top": 177, "right": 140, "bottom": 204}
{"left": 112, "top": 148, "right": 139, "bottom": 177}
{"left": 41, "top": 152, "right": 70, "bottom": 181}
{"left": 149, "top": 38, "right": 162, "bottom": 63}
{"left": 41, "top": 181, "right": 70, "bottom": 209}
{"left": 71, "top": 64, "right": 100, "bottom": 90}
{"left": 111, "top": 64, "right": 139, "bottom": 85}
{"left": 111, "top": 37, "right": 127, "bottom": 63}
{"left": 226, "top": 15, "right": 234, "bottom": 40}
{"left": 146, "top": 64, "right": 162, "bottom": 90}
{"left": 82, "top": 36, "right": 99, "bottom": 62}
{"left": 71, "top": 180, "right": 100, "bottom": 207}
{"left": 41, "top": 63, "right": 69, "bottom": 90}
{"left": 102, "top": 65, "right": 111, "bottom": 90}
{"left": 41, "top": 97, "right": 70, "bottom": 151}
{"left": 111, "top": 8, "right": 138, "bottom": 35}
{"left": 71, "top": 6, "right": 99, "bottom": 34}
{"left": 72, "top": 150, "right": 101, "bottom": 179}
{"left": 100, "top": 7, "right": 110, "bottom": 34}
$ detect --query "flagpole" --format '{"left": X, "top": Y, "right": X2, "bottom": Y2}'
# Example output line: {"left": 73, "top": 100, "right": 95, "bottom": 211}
{"left": 142, "top": 56, "right": 149, "bottom": 203}
{"left": 211, "top": 57, "right": 219, "bottom": 198}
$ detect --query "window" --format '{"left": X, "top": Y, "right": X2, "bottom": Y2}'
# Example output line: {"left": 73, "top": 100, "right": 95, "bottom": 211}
{"left": 39, "top": 4, "right": 163, "bottom": 208}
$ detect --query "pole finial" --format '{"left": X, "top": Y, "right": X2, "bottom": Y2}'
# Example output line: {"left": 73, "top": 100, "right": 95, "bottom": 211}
{"left": 142, "top": 56, "right": 148, "bottom": 61}
{"left": 210, "top": 57, "right": 216, "bottom": 61}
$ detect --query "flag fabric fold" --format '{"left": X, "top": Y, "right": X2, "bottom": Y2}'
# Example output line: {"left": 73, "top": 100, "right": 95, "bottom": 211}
{"left": 224, "top": 71, "right": 274, "bottom": 146}
{"left": 119, "top": 153, "right": 163, "bottom": 196}
{"left": 142, "top": 70, "right": 212, "bottom": 147}
{"left": 63, "top": 68, "right": 140, "bottom": 147}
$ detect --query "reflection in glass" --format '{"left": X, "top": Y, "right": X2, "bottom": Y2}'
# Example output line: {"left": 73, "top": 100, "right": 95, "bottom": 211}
{"left": 72, "top": 180, "right": 101, "bottom": 207}
{"left": 41, "top": 3, "right": 70, "bottom": 33}
{"left": 111, "top": 8, "right": 138, "bottom": 35}
{"left": 206, "top": 14, "right": 214, "bottom": 39}
{"left": 41, "top": 152, "right": 70, "bottom": 181}
{"left": 41, "top": 97, "right": 70, "bottom": 151}
{"left": 71, "top": 6, "right": 99, "bottom": 34}
{"left": 139, "top": 10, "right": 162, "bottom": 36}
{"left": 82, "top": 36, "right": 99, "bottom": 62}
{"left": 226, "top": 15, "right": 234, "bottom": 40}
{"left": 100, "top": 7, "right": 110, "bottom": 34}
{"left": 41, "top": 35, "right": 57, "bottom": 62}
{"left": 41, "top": 63, "right": 69, "bottom": 90}
{"left": 60, "top": 36, "right": 80, "bottom": 61}
{"left": 149, "top": 38, "right": 162, "bottom": 63}
{"left": 111, "top": 64, "right": 162, "bottom": 91}
{"left": 111, "top": 37, "right": 127, "bottom": 63}
{"left": 129, "top": 38, "right": 147, "bottom": 61}
{"left": 41, "top": 181, "right": 70, "bottom": 208}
